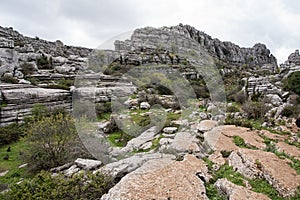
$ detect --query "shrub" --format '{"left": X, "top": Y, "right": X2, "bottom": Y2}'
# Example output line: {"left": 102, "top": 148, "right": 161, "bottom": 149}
{"left": 0, "top": 123, "right": 26, "bottom": 146}
{"left": 227, "top": 105, "right": 240, "bottom": 113}
{"left": 280, "top": 105, "right": 300, "bottom": 118}
{"left": 242, "top": 100, "right": 269, "bottom": 120}
{"left": 20, "top": 62, "right": 36, "bottom": 76}
{"left": 0, "top": 171, "right": 115, "bottom": 200}
{"left": 25, "top": 114, "right": 88, "bottom": 172}
{"left": 234, "top": 91, "right": 247, "bottom": 104}
{"left": 37, "top": 55, "right": 53, "bottom": 69}
{"left": 0, "top": 75, "right": 18, "bottom": 84}
{"left": 284, "top": 71, "right": 300, "bottom": 95}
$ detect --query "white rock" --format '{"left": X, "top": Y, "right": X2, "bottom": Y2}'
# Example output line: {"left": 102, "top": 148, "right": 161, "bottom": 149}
{"left": 197, "top": 120, "right": 218, "bottom": 133}
{"left": 140, "top": 102, "right": 151, "bottom": 109}
{"left": 18, "top": 79, "right": 31, "bottom": 84}
{"left": 74, "top": 158, "right": 102, "bottom": 170}
{"left": 64, "top": 165, "right": 80, "bottom": 176}
{"left": 163, "top": 127, "right": 178, "bottom": 134}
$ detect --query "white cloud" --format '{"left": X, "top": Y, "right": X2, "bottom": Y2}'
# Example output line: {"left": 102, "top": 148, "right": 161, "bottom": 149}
{"left": 0, "top": 0, "right": 299, "bottom": 63}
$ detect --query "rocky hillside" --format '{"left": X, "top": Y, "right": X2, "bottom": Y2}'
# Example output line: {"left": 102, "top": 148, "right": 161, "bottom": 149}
{"left": 0, "top": 24, "right": 300, "bottom": 199}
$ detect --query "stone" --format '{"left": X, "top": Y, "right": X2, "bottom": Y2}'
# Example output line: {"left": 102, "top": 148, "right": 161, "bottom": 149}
{"left": 215, "top": 178, "right": 271, "bottom": 200}
{"left": 276, "top": 141, "right": 300, "bottom": 158}
{"left": 18, "top": 79, "right": 31, "bottom": 84}
{"left": 0, "top": 84, "right": 71, "bottom": 126}
{"left": 101, "top": 154, "right": 209, "bottom": 200}
{"left": 168, "top": 131, "right": 197, "bottom": 153}
{"left": 197, "top": 120, "right": 219, "bottom": 133}
{"left": 64, "top": 165, "right": 80, "bottom": 176}
{"left": 54, "top": 64, "right": 76, "bottom": 74}
{"left": 140, "top": 102, "right": 150, "bottom": 109}
{"left": 287, "top": 50, "right": 300, "bottom": 65}
{"left": 122, "top": 126, "right": 157, "bottom": 151}
{"left": 0, "top": 170, "right": 9, "bottom": 177}
{"left": 229, "top": 148, "right": 300, "bottom": 197}
{"left": 74, "top": 158, "right": 102, "bottom": 170}
{"left": 98, "top": 153, "right": 174, "bottom": 178}
{"left": 50, "top": 162, "right": 73, "bottom": 173}
{"left": 18, "top": 163, "right": 28, "bottom": 169}
{"left": 265, "top": 94, "right": 282, "bottom": 107}
{"left": 163, "top": 126, "right": 178, "bottom": 134}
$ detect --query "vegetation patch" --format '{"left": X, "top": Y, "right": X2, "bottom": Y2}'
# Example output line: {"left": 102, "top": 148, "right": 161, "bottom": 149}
{"left": 0, "top": 171, "right": 115, "bottom": 200}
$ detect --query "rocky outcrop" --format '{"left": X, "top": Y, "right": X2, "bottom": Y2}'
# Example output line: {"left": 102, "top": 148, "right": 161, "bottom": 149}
{"left": 0, "top": 26, "right": 92, "bottom": 57}
{"left": 287, "top": 50, "right": 300, "bottom": 66}
{"left": 0, "top": 83, "right": 71, "bottom": 126}
{"left": 101, "top": 154, "right": 209, "bottom": 200}
{"left": 115, "top": 24, "right": 277, "bottom": 68}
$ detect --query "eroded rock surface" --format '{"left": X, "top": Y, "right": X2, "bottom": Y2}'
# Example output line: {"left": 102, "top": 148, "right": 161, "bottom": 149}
{"left": 101, "top": 154, "right": 209, "bottom": 200}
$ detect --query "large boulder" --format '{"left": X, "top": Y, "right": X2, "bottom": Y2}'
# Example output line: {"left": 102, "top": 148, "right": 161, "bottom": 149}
{"left": 101, "top": 155, "right": 209, "bottom": 200}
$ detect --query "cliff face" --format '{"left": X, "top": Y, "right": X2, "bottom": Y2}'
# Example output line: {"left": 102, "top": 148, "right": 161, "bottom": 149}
{"left": 115, "top": 24, "right": 277, "bottom": 69}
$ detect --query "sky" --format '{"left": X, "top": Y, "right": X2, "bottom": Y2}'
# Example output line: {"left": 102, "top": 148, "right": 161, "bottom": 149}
{"left": 0, "top": 0, "right": 299, "bottom": 64}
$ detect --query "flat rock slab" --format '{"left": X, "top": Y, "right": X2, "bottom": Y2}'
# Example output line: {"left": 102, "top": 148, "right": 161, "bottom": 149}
{"left": 215, "top": 178, "right": 271, "bottom": 200}
{"left": 98, "top": 153, "right": 173, "bottom": 178}
{"left": 276, "top": 141, "right": 300, "bottom": 158}
{"left": 197, "top": 120, "right": 218, "bottom": 132}
{"left": 74, "top": 158, "right": 102, "bottom": 170}
{"left": 101, "top": 154, "right": 209, "bottom": 200}
{"left": 229, "top": 148, "right": 300, "bottom": 197}
{"left": 122, "top": 126, "right": 157, "bottom": 151}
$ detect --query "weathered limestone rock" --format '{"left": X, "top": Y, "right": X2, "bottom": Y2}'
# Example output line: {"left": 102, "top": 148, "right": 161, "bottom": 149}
{"left": 74, "top": 158, "right": 102, "bottom": 170}
{"left": 98, "top": 153, "right": 174, "bottom": 178}
{"left": 140, "top": 102, "right": 150, "bottom": 110}
{"left": 197, "top": 120, "right": 219, "bottom": 133}
{"left": 101, "top": 154, "right": 209, "bottom": 200}
{"left": 163, "top": 126, "right": 178, "bottom": 134}
{"left": 215, "top": 178, "right": 271, "bottom": 200}
{"left": 287, "top": 50, "right": 300, "bottom": 65}
{"left": 122, "top": 126, "right": 157, "bottom": 151}
{"left": 276, "top": 141, "right": 300, "bottom": 158}
{"left": 229, "top": 148, "right": 300, "bottom": 197}
{"left": 0, "top": 83, "right": 71, "bottom": 126}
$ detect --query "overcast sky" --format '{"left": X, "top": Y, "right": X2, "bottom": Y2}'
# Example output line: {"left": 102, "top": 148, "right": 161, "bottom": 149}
{"left": 1, "top": 0, "right": 299, "bottom": 64}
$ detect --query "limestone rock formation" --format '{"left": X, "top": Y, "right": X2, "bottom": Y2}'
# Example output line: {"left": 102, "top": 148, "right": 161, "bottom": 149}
{"left": 101, "top": 154, "right": 209, "bottom": 200}
{"left": 215, "top": 178, "right": 271, "bottom": 200}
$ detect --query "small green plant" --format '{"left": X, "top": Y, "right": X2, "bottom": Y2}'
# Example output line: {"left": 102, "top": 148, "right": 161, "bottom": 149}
{"left": 248, "top": 178, "right": 289, "bottom": 200}
{"left": 220, "top": 150, "right": 232, "bottom": 158}
{"left": 107, "top": 130, "right": 133, "bottom": 147}
{"left": 233, "top": 136, "right": 247, "bottom": 148}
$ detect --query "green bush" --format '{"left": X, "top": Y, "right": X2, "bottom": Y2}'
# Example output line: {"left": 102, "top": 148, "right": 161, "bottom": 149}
{"left": 242, "top": 100, "right": 268, "bottom": 120}
{"left": 284, "top": 71, "right": 300, "bottom": 95}
{"left": 227, "top": 105, "right": 240, "bottom": 113}
{"left": 37, "top": 55, "right": 53, "bottom": 69}
{"left": 0, "top": 75, "right": 18, "bottom": 84}
{"left": 0, "top": 171, "right": 115, "bottom": 200}
{"left": 20, "top": 62, "right": 36, "bottom": 76}
{"left": 25, "top": 114, "right": 88, "bottom": 172}
{"left": 280, "top": 105, "right": 300, "bottom": 118}
{"left": 0, "top": 123, "right": 26, "bottom": 146}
